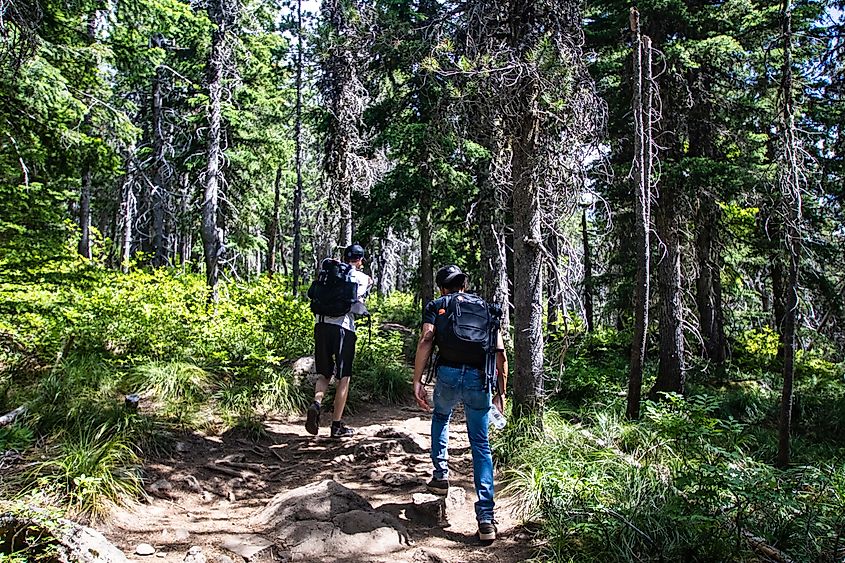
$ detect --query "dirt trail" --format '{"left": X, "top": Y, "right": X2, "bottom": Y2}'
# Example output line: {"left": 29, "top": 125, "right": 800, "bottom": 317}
{"left": 102, "top": 401, "right": 538, "bottom": 563}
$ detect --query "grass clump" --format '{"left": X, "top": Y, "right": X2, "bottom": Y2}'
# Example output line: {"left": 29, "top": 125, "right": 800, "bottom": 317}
{"left": 29, "top": 423, "right": 144, "bottom": 520}
{"left": 496, "top": 395, "right": 845, "bottom": 562}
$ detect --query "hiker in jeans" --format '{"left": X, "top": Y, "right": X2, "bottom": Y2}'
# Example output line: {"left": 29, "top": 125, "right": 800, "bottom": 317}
{"left": 305, "top": 243, "right": 372, "bottom": 438}
{"left": 412, "top": 265, "right": 508, "bottom": 542}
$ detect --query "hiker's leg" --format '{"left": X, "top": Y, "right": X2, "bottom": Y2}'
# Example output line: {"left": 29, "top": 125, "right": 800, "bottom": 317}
{"left": 313, "top": 375, "right": 330, "bottom": 404}
{"left": 332, "top": 376, "right": 351, "bottom": 421}
{"left": 331, "top": 328, "right": 356, "bottom": 422}
{"left": 431, "top": 365, "right": 461, "bottom": 480}
{"left": 464, "top": 368, "right": 494, "bottom": 523}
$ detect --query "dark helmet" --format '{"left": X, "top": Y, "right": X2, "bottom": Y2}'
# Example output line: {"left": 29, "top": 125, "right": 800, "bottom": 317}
{"left": 435, "top": 265, "right": 468, "bottom": 288}
{"left": 344, "top": 243, "right": 365, "bottom": 261}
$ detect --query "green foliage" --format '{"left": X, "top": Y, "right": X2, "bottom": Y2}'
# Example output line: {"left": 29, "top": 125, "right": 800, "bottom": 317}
{"left": 125, "top": 361, "right": 210, "bottom": 424}
{"left": 368, "top": 291, "right": 418, "bottom": 328}
{"left": 497, "top": 394, "right": 845, "bottom": 561}
{"left": 0, "top": 424, "right": 34, "bottom": 452}
{"left": 0, "top": 503, "right": 62, "bottom": 563}
{"left": 546, "top": 328, "right": 629, "bottom": 403}
{"left": 349, "top": 329, "right": 412, "bottom": 406}
{"left": 31, "top": 423, "right": 144, "bottom": 519}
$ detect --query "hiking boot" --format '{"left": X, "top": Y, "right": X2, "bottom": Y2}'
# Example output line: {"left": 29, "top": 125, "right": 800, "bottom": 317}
{"left": 426, "top": 478, "right": 449, "bottom": 495}
{"left": 478, "top": 521, "right": 497, "bottom": 543}
{"left": 305, "top": 402, "right": 321, "bottom": 435}
{"left": 330, "top": 421, "right": 355, "bottom": 438}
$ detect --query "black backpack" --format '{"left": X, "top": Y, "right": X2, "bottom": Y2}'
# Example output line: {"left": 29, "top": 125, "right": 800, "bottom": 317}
{"left": 433, "top": 293, "right": 503, "bottom": 390}
{"left": 307, "top": 259, "right": 358, "bottom": 317}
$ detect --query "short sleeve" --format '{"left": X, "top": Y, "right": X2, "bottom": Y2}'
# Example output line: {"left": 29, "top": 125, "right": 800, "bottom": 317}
{"left": 422, "top": 298, "right": 439, "bottom": 325}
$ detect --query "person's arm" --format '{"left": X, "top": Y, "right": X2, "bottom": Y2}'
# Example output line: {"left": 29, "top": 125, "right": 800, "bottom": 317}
{"left": 493, "top": 331, "right": 508, "bottom": 414}
{"left": 412, "top": 323, "right": 435, "bottom": 411}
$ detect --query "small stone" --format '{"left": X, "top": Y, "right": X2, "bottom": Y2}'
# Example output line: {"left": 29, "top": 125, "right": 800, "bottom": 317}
{"left": 156, "top": 553, "right": 165, "bottom": 558}
{"left": 382, "top": 472, "right": 419, "bottom": 487}
{"left": 184, "top": 545, "right": 206, "bottom": 563}
{"left": 175, "top": 441, "right": 191, "bottom": 453}
{"left": 174, "top": 528, "right": 190, "bottom": 541}
{"left": 354, "top": 439, "right": 403, "bottom": 460}
{"left": 136, "top": 543, "right": 156, "bottom": 556}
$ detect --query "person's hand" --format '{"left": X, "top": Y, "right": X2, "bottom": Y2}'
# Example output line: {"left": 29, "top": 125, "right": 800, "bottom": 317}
{"left": 492, "top": 393, "right": 504, "bottom": 415}
{"left": 414, "top": 380, "right": 430, "bottom": 412}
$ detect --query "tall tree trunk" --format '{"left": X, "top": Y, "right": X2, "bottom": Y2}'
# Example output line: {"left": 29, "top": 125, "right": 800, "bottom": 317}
{"left": 267, "top": 165, "right": 282, "bottom": 277}
{"left": 178, "top": 172, "right": 191, "bottom": 269}
{"left": 150, "top": 47, "right": 168, "bottom": 268}
{"left": 511, "top": 80, "right": 544, "bottom": 422}
{"left": 582, "top": 206, "right": 594, "bottom": 332}
{"left": 120, "top": 171, "right": 136, "bottom": 274}
{"left": 546, "top": 229, "right": 561, "bottom": 335}
{"left": 293, "top": 0, "right": 304, "bottom": 296}
{"left": 77, "top": 7, "right": 98, "bottom": 260}
{"left": 419, "top": 188, "right": 433, "bottom": 310}
{"left": 649, "top": 180, "right": 685, "bottom": 398}
{"left": 202, "top": 2, "right": 231, "bottom": 302}
{"left": 695, "top": 192, "right": 727, "bottom": 375}
{"left": 627, "top": 28, "right": 652, "bottom": 420}
{"left": 776, "top": 0, "right": 801, "bottom": 468}
{"left": 79, "top": 164, "right": 93, "bottom": 259}
{"left": 321, "top": 0, "right": 360, "bottom": 249}
{"left": 477, "top": 117, "right": 511, "bottom": 334}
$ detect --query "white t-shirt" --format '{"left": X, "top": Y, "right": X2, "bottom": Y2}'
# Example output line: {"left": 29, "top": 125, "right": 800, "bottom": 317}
{"left": 316, "top": 267, "right": 372, "bottom": 332}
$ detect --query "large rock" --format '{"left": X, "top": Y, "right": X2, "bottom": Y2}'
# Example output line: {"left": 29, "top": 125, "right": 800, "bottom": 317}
{"left": 290, "top": 357, "right": 317, "bottom": 385}
{"left": 250, "top": 480, "right": 409, "bottom": 561}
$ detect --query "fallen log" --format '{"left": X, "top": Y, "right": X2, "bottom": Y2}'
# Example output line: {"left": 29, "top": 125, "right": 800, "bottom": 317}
{"left": 0, "top": 406, "right": 26, "bottom": 427}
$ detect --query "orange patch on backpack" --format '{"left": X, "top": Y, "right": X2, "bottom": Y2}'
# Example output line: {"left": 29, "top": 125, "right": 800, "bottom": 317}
{"left": 438, "top": 308, "right": 446, "bottom": 315}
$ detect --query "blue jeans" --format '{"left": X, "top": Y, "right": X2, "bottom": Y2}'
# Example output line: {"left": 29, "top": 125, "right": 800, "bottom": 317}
{"left": 431, "top": 364, "right": 494, "bottom": 523}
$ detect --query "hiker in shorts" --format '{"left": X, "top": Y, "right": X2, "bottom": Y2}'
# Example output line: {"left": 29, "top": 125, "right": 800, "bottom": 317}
{"left": 412, "top": 265, "right": 508, "bottom": 542}
{"left": 305, "top": 243, "right": 372, "bottom": 438}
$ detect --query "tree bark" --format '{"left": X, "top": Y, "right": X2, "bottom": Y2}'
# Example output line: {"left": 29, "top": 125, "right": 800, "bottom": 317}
{"left": 582, "top": 206, "right": 594, "bottom": 332}
{"left": 419, "top": 188, "right": 433, "bottom": 310}
{"left": 202, "top": 1, "right": 232, "bottom": 302}
{"left": 695, "top": 192, "right": 727, "bottom": 374}
{"left": 511, "top": 80, "right": 544, "bottom": 422}
{"left": 477, "top": 118, "right": 511, "bottom": 334}
{"left": 627, "top": 30, "right": 651, "bottom": 420}
{"left": 546, "top": 229, "right": 561, "bottom": 335}
{"left": 120, "top": 170, "right": 136, "bottom": 274}
{"left": 150, "top": 42, "right": 168, "bottom": 268}
{"left": 649, "top": 179, "right": 685, "bottom": 398}
{"left": 267, "top": 165, "right": 282, "bottom": 277}
{"left": 77, "top": 7, "right": 98, "bottom": 260}
{"left": 293, "top": 0, "right": 304, "bottom": 296}
{"left": 777, "top": 0, "right": 800, "bottom": 468}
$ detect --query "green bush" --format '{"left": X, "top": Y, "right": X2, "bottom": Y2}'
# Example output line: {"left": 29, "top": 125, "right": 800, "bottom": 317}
{"left": 30, "top": 423, "right": 143, "bottom": 519}
{"left": 498, "top": 397, "right": 845, "bottom": 562}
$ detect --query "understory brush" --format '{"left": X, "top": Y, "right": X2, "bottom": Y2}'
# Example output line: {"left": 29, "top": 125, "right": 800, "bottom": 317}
{"left": 0, "top": 260, "right": 409, "bottom": 518}
{"left": 497, "top": 395, "right": 845, "bottom": 562}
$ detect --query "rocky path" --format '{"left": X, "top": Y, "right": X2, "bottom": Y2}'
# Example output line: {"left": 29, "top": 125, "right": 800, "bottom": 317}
{"left": 101, "top": 401, "right": 538, "bottom": 563}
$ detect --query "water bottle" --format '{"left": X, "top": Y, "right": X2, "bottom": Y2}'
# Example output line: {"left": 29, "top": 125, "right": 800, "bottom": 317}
{"left": 489, "top": 405, "right": 507, "bottom": 430}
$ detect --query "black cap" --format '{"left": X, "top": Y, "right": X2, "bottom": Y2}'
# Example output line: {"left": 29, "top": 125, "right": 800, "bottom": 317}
{"left": 435, "top": 265, "right": 468, "bottom": 288}
{"left": 344, "top": 243, "right": 365, "bottom": 260}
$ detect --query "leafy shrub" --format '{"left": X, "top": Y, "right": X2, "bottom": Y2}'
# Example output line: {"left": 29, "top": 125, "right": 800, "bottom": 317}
{"left": 31, "top": 423, "right": 143, "bottom": 519}
{"left": 368, "top": 291, "right": 418, "bottom": 327}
